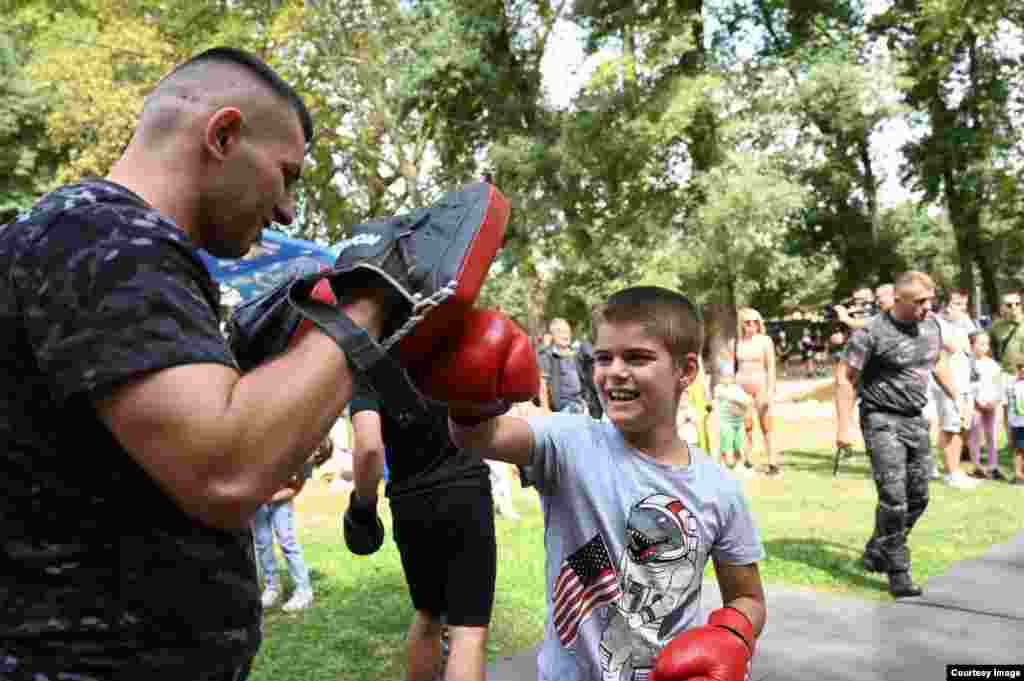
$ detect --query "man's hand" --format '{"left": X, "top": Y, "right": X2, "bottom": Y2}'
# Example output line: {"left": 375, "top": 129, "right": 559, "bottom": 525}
{"left": 836, "top": 430, "right": 855, "bottom": 450}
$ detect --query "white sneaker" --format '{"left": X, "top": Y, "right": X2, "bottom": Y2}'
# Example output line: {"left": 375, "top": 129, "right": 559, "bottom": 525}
{"left": 260, "top": 588, "right": 280, "bottom": 609}
{"left": 282, "top": 590, "right": 314, "bottom": 612}
{"left": 943, "top": 471, "right": 980, "bottom": 489}
{"left": 929, "top": 464, "right": 942, "bottom": 480}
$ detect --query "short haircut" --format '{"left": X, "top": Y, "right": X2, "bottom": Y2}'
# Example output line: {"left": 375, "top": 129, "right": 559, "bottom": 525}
{"left": 162, "top": 47, "right": 313, "bottom": 146}
{"left": 895, "top": 271, "right": 935, "bottom": 294}
{"left": 853, "top": 286, "right": 874, "bottom": 299}
{"left": 549, "top": 318, "right": 571, "bottom": 332}
{"left": 594, "top": 286, "right": 703, "bottom": 364}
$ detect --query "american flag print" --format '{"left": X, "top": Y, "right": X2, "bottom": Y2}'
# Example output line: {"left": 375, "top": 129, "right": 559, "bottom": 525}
{"left": 553, "top": 533, "right": 621, "bottom": 647}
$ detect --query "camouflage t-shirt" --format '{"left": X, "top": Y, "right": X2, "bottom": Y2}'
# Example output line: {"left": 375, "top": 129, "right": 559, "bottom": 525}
{"left": 989, "top": 319, "right": 1024, "bottom": 374}
{"left": 842, "top": 312, "right": 943, "bottom": 417}
{"left": 0, "top": 180, "right": 259, "bottom": 680}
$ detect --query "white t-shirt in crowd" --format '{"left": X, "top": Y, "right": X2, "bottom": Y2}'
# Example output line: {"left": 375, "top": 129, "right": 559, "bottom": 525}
{"left": 972, "top": 356, "right": 1002, "bottom": 406}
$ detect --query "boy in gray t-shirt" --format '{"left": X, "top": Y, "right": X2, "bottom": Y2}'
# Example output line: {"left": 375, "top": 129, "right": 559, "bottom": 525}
{"left": 450, "top": 287, "right": 766, "bottom": 681}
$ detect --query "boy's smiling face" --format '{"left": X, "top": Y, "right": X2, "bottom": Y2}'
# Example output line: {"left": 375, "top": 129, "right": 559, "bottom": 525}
{"left": 593, "top": 320, "right": 692, "bottom": 441}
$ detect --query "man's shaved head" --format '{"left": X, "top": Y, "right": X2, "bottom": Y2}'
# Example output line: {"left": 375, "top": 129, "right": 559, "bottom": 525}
{"left": 107, "top": 47, "right": 311, "bottom": 260}
{"left": 139, "top": 47, "right": 312, "bottom": 147}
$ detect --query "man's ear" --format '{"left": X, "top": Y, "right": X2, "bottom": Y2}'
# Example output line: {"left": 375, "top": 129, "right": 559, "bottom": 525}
{"left": 205, "top": 107, "right": 243, "bottom": 159}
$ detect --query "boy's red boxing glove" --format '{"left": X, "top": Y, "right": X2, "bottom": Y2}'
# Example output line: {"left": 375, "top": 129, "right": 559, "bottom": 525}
{"left": 407, "top": 308, "right": 540, "bottom": 424}
{"left": 651, "top": 607, "right": 754, "bottom": 681}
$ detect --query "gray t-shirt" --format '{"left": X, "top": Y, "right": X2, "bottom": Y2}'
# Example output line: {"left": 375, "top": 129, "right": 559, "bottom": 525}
{"left": 525, "top": 414, "right": 765, "bottom": 681}
{"left": 843, "top": 312, "right": 942, "bottom": 416}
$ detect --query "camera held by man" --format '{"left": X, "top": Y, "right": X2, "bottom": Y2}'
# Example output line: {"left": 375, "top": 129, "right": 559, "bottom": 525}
{"left": 823, "top": 296, "right": 878, "bottom": 327}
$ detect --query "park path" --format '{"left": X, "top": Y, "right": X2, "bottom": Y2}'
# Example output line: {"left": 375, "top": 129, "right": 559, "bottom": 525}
{"left": 486, "top": 531, "right": 1024, "bottom": 681}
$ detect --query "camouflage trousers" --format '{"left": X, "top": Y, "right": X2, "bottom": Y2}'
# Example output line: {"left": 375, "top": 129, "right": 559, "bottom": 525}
{"left": 860, "top": 410, "right": 932, "bottom": 573}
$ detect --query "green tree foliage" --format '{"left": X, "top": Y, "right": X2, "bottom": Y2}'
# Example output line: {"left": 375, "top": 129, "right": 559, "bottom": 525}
{"left": 0, "top": 32, "right": 58, "bottom": 222}
{"left": 873, "top": 0, "right": 1024, "bottom": 305}
{"left": 14, "top": 0, "right": 304, "bottom": 185}
{"left": 6, "top": 0, "right": 1022, "bottom": 323}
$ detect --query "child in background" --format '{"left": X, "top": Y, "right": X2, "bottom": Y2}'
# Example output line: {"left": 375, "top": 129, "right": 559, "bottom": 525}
{"left": 1003, "top": 363, "right": 1024, "bottom": 486}
{"left": 967, "top": 332, "right": 1006, "bottom": 481}
{"left": 714, "top": 362, "right": 754, "bottom": 475}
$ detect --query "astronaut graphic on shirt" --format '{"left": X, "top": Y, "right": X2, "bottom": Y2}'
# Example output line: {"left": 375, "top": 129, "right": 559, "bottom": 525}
{"left": 599, "top": 494, "right": 701, "bottom": 681}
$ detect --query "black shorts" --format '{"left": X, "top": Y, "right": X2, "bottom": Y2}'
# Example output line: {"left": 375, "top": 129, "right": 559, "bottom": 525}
{"left": 390, "top": 484, "right": 496, "bottom": 627}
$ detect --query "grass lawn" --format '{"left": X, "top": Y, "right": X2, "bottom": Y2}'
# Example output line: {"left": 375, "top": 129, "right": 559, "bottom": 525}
{"left": 250, "top": 397, "right": 1023, "bottom": 680}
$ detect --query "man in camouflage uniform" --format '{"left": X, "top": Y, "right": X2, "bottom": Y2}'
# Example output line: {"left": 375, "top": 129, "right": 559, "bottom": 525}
{"left": 0, "top": 48, "right": 393, "bottom": 680}
{"left": 836, "top": 271, "right": 961, "bottom": 598}
{"left": 990, "top": 291, "right": 1024, "bottom": 446}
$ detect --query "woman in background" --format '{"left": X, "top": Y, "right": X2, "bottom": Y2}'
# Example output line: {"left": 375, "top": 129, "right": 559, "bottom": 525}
{"left": 736, "top": 308, "right": 779, "bottom": 477}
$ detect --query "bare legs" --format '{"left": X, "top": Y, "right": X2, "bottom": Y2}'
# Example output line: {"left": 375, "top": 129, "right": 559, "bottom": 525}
{"left": 405, "top": 611, "right": 489, "bottom": 681}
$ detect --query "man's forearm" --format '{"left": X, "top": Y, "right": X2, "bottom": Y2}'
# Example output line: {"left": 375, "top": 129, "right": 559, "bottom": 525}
{"left": 213, "top": 331, "right": 355, "bottom": 511}
{"left": 933, "top": 364, "right": 958, "bottom": 401}
{"left": 835, "top": 377, "right": 857, "bottom": 437}
{"left": 214, "top": 300, "right": 383, "bottom": 518}
{"left": 353, "top": 448, "right": 385, "bottom": 503}
{"left": 539, "top": 378, "right": 552, "bottom": 411}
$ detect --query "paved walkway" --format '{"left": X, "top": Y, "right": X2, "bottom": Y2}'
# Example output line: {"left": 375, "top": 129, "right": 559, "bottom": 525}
{"left": 487, "top": 531, "right": 1024, "bottom": 680}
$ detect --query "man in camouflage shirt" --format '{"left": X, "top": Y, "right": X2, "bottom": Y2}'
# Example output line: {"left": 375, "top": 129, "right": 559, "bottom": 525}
{"left": 0, "top": 48, "right": 392, "bottom": 680}
{"left": 989, "top": 291, "right": 1024, "bottom": 446}
{"left": 836, "top": 271, "right": 961, "bottom": 598}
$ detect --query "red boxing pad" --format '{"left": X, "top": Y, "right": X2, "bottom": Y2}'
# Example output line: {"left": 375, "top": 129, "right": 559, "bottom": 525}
{"left": 394, "top": 184, "right": 509, "bottom": 360}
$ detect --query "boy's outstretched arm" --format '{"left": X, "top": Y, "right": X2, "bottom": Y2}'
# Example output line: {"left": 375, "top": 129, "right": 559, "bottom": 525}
{"left": 450, "top": 413, "right": 536, "bottom": 467}
{"left": 713, "top": 559, "right": 767, "bottom": 639}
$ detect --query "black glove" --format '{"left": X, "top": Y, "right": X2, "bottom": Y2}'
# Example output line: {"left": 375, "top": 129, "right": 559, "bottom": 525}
{"left": 343, "top": 491, "right": 385, "bottom": 556}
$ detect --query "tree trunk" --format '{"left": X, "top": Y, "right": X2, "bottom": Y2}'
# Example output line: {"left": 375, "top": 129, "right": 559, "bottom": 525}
{"left": 704, "top": 276, "right": 739, "bottom": 392}
{"left": 525, "top": 265, "right": 545, "bottom": 343}
{"left": 977, "top": 246, "right": 1000, "bottom": 317}
{"left": 858, "top": 138, "right": 880, "bottom": 249}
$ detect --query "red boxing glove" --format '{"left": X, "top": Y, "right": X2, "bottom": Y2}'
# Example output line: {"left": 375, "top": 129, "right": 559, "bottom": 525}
{"left": 408, "top": 308, "right": 540, "bottom": 421}
{"left": 652, "top": 607, "right": 754, "bottom": 681}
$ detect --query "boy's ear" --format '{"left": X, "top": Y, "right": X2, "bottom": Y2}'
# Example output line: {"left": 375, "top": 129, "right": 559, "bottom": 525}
{"left": 678, "top": 352, "right": 700, "bottom": 386}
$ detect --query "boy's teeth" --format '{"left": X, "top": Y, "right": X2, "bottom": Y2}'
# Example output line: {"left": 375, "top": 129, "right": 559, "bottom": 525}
{"left": 609, "top": 390, "right": 639, "bottom": 401}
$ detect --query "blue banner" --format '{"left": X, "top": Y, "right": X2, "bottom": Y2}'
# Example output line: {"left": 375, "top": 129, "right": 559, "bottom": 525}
{"left": 198, "top": 230, "right": 336, "bottom": 304}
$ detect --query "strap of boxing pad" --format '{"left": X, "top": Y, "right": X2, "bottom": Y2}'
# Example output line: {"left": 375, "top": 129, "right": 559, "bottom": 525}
{"left": 287, "top": 275, "right": 429, "bottom": 428}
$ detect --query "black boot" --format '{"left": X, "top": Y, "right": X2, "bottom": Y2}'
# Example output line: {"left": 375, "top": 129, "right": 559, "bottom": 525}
{"left": 888, "top": 571, "right": 922, "bottom": 598}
